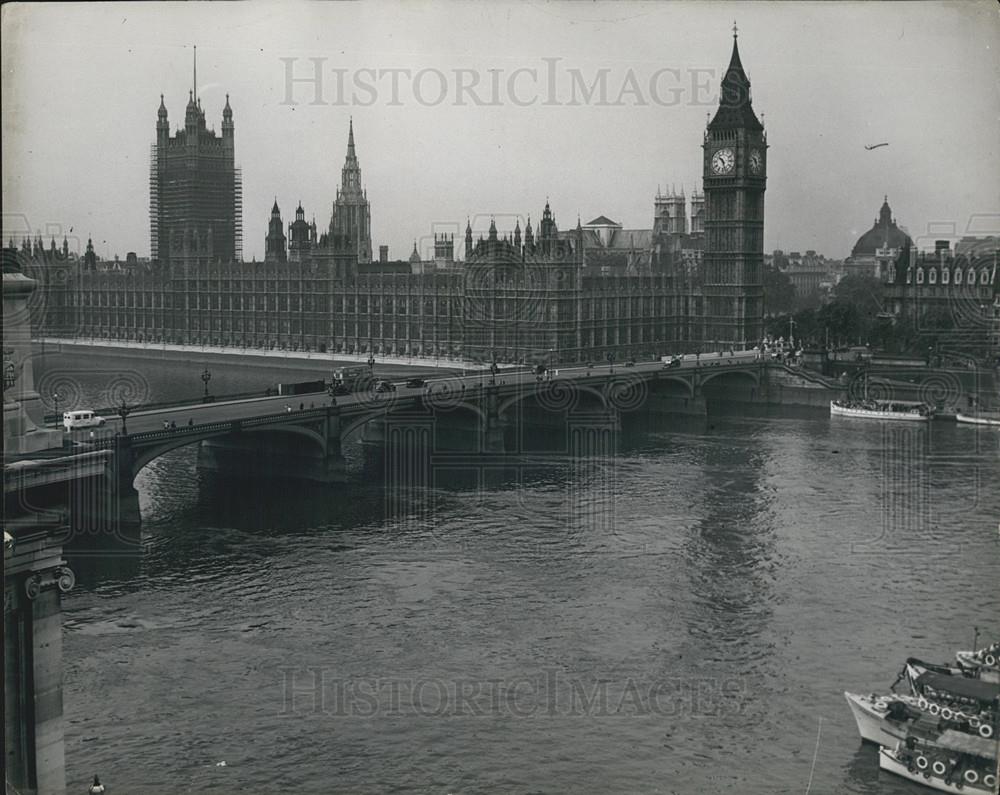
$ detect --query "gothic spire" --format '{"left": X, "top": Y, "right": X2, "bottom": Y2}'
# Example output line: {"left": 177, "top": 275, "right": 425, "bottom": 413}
{"left": 347, "top": 117, "right": 356, "bottom": 161}
{"left": 708, "top": 28, "right": 762, "bottom": 131}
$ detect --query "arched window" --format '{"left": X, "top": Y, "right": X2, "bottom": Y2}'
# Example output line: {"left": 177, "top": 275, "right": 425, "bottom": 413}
{"left": 916, "top": 268, "right": 924, "bottom": 284}
{"left": 928, "top": 268, "right": 937, "bottom": 285}
{"left": 968, "top": 268, "right": 976, "bottom": 284}
{"left": 941, "top": 267, "right": 950, "bottom": 285}
{"left": 954, "top": 267, "right": 963, "bottom": 285}
{"left": 981, "top": 269, "right": 990, "bottom": 285}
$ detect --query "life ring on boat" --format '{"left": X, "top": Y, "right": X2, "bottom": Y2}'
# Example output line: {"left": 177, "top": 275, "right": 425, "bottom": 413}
{"left": 978, "top": 723, "right": 993, "bottom": 738}
{"left": 928, "top": 702, "right": 941, "bottom": 716}
{"left": 918, "top": 697, "right": 929, "bottom": 710}
{"left": 916, "top": 755, "right": 929, "bottom": 770}
{"left": 983, "top": 773, "right": 996, "bottom": 788}
{"left": 964, "top": 770, "right": 979, "bottom": 785}
{"left": 985, "top": 654, "right": 997, "bottom": 666}
{"left": 940, "top": 707, "right": 954, "bottom": 720}
{"left": 932, "top": 760, "right": 947, "bottom": 776}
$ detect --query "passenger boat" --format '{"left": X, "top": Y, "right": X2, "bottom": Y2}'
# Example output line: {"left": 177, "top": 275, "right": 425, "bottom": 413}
{"left": 830, "top": 399, "right": 933, "bottom": 420}
{"left": 956, "top": 643, "right": 1000, "bottom": 684}
{"left": 832, "top": 366, "right": 933, "bottom": 420}
{"left": 879, "top": 730, "right": 998, "bottom": 793}
{"left": 956, "top": 412, "right": 1000, "bottom": 427}
{"left": 844, "top": 691, "right": 930, "bottom": 747}
{"left": 904, "top": 660, "right": 1000, "bottom": 736}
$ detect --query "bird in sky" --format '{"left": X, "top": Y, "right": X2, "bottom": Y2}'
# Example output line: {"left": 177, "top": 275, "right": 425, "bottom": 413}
{"left": 864, "top": 143, "right": 889, "bottom": 150}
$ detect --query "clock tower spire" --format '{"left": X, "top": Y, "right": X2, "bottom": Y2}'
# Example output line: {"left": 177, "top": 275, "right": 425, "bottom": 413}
{"left": 701, "top": 28, "right": 767, "bottom": 350}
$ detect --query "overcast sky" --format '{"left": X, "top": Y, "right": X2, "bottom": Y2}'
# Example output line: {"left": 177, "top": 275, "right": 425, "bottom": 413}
{"left": 2, "top": 1, "right": 998, "bottom": 263}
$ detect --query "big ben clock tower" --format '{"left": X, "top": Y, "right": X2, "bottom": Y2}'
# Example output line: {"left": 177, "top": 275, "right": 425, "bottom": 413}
{"left": 702, "top": 26, "right": 766, "bottom": 350}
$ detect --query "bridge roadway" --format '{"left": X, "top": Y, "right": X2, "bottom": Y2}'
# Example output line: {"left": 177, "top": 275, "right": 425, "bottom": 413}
{"left": 63, "top": 355, "right": 768, "bottom": 442}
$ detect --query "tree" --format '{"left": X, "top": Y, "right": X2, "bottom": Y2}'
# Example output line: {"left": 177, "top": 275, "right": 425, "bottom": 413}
{"left": 763, "top": 265, "right": 796, "bottom": 316}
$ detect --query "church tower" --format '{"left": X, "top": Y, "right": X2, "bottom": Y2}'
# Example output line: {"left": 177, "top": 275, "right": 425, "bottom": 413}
{"left": 702, "top": 26, "right": 767, "bottom": 350}
{"left": 328, "top": 119, "right": 373, "bottom": 264}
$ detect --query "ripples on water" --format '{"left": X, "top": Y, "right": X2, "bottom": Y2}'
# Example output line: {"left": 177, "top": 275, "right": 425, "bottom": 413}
{"left": 40, "top": 355, "right": 999, "bottom": 794}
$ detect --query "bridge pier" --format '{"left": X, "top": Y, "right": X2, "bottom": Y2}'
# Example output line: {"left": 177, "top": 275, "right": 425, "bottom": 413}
{"left": 4, "top": 529, "right": 74, "bottom": 795}
{"left": 482, "top": 385, "right": 506, "bottom": 453}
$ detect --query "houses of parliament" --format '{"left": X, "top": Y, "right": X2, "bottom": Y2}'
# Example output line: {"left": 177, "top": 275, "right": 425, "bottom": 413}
{"left": 12, "top": 33, "right": 769, "bottom": 365}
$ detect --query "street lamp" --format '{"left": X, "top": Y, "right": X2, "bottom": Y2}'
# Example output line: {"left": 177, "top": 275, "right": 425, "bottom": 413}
{"left": 3, "top": 360, "right": 16, "bottom": 397}
{"left": 52, "top": 392, "right": 61, "bottom": 421}
{"left": 201, "top": 367, "right": 212, "bottom": 400}
{"left": 327, "top": 382, "right": 339, "bottom": 406}
{"left": 368, "top": 352, "right": 375, "bottom": 373}
{"left": 117, "top": 399, "right": 131, "bottom": 436}
{"left": 607, "top": 351, "right": 615, "bottom": 374}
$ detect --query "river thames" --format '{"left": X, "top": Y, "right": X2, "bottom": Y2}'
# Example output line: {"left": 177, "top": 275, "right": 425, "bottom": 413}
{"left": 38, "top": 353, "right": 999, "bottom": 794}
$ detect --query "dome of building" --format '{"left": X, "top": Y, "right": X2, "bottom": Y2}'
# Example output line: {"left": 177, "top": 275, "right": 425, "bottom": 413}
{"left": 851, "top": 196, "right": 913, "bottom": 257}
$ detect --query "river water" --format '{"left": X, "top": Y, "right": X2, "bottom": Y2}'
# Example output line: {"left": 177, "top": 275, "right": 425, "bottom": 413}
{"left": 35, "top": 352, "right": 999, "bottom": 794}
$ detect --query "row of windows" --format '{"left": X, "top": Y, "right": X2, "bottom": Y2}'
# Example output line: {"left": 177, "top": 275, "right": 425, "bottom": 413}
{"left": 911, "top": 267, "right": 992, "bottom": 286}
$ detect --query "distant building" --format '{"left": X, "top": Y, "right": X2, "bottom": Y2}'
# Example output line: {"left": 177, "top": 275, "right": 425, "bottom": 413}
{"left": 150, "top": 58, "right": 241, "bottom": 264}
{"left": 883, "top": 237, "right": 999, "bottom": 358}
{"left": 772, "top": 249, "right": 841, "bottom": 304}
{"left": 845, "top": 196, "right": 912, "bottom": 278}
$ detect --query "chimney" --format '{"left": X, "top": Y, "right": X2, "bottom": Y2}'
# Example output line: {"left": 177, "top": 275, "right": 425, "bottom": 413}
{"left": 379, "top": 245, "right": 388, "bottom": 263}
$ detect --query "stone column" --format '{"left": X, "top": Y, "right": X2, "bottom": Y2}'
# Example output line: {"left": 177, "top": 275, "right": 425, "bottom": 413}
{"left": 4, "top": 271, "right": 63, "bottom": 454}
{"left": 4, "top": 529, "right": 74, "bottom": 795}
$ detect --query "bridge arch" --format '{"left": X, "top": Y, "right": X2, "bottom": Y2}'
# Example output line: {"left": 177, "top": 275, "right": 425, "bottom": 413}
{"left": 697, "top": 367, "right": 761, "bottom": 391}
{"left": 128, "top": 423, "right": 328, "bottom": 484}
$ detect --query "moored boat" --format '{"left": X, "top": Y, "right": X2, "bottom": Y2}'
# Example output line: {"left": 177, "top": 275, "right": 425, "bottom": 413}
{"left": 956, "top": 412, "right": 1000, "bottom": 426}
{"left": 956, "top": 642, "right": 1000, "bottom": 684}
{"left": 904, "top": 660, "right": 1000, "bottom": 736}
{"left": 844, "top": 691, "right": 925, "bottom": 746}
{"left": 879, "top": 731, "right": 998, "bottom": 794}
{"left": 830, "top": 399, "right": 933, "bottom": 420}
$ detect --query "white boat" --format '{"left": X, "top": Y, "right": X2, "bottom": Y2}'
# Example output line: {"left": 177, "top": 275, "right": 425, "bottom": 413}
{"left": 904, "top": 660, "right": 999, "bottom": 734}
{"left": 844, "top": 691, "right": 923, "bottom": 746}
{"left": 956, "top": 643, "right": 1000, "bottom": 684}
{"left": 830, "top": 399, "right": 932, "bottom": 421}
{"left": 879, "top": 731, "right": 998, "bottom": 794}
{"left": 956, "top": 412, "right": 1000, "bottom": 427}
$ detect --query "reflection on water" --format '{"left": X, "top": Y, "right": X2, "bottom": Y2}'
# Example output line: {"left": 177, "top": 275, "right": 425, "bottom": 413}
{"left": 40, "top": 353, "right": 1000, "bottom": 794}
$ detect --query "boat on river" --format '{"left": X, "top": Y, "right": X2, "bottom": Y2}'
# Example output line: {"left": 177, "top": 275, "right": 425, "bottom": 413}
{"left": 832, "top": 365, "right": 933, "bottom": 420}
{"left": 904, "top": 660, "right": 1000, "bottom": 736}
{"left": 844, "top": 691, "right": 933, "bottom": 747}
{"left": 879, "top": 729, "right": 998, "bottom": 794}
{"left": 956, "top": 642, "right": 1000, "bottom": 684}
{"left": 956, "top": 412, "right": 1000, "bottom": 427}
{"left": 830, "top": 399, "right": 933, "bottom": 421}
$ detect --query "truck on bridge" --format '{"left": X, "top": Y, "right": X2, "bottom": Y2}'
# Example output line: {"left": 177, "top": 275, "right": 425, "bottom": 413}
{"left": 332, "top": 366, "right": 375, "bottom": 395}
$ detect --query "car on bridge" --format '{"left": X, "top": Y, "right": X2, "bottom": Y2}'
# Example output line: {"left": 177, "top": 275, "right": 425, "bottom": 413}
{"left": 663, "top": 356, "right": 682, "bottom": 368}
{"left": 405, "top": 378, "right": 426, "bottom": 388}
{"left": 63, "top": 410, "right": 106, "bottom": 431}
{"left": 375, "top": 380, "right": 396, "bottom": 393}
{"left": 625, "top": 360, "right": 636, "bottom": 367}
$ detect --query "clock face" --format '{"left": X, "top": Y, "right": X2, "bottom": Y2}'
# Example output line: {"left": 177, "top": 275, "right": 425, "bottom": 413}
{"left": 749, "top": 149, "right": 763, "bottom": 175}
{"left": 711, "top": 148, "right": 735, "bottom": 175}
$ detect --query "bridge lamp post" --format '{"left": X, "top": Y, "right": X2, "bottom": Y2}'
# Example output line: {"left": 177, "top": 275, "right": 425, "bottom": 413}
{"left": 201, "top": 368, "right": 212, "bottom": 400}
{"left": 4, "top": 361, "right": 17, "bottom": 400}
{"left": 607, "top": 351, "right": 615, "bottom": 374}
{"left": 368, "top": 352, "right": 375, "bottom": 374}
{"left": 52, "top": 392, "right": 60, "bottom": 421}
{"left": 117, "top": 399, "right": 131, "bottom": 437}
